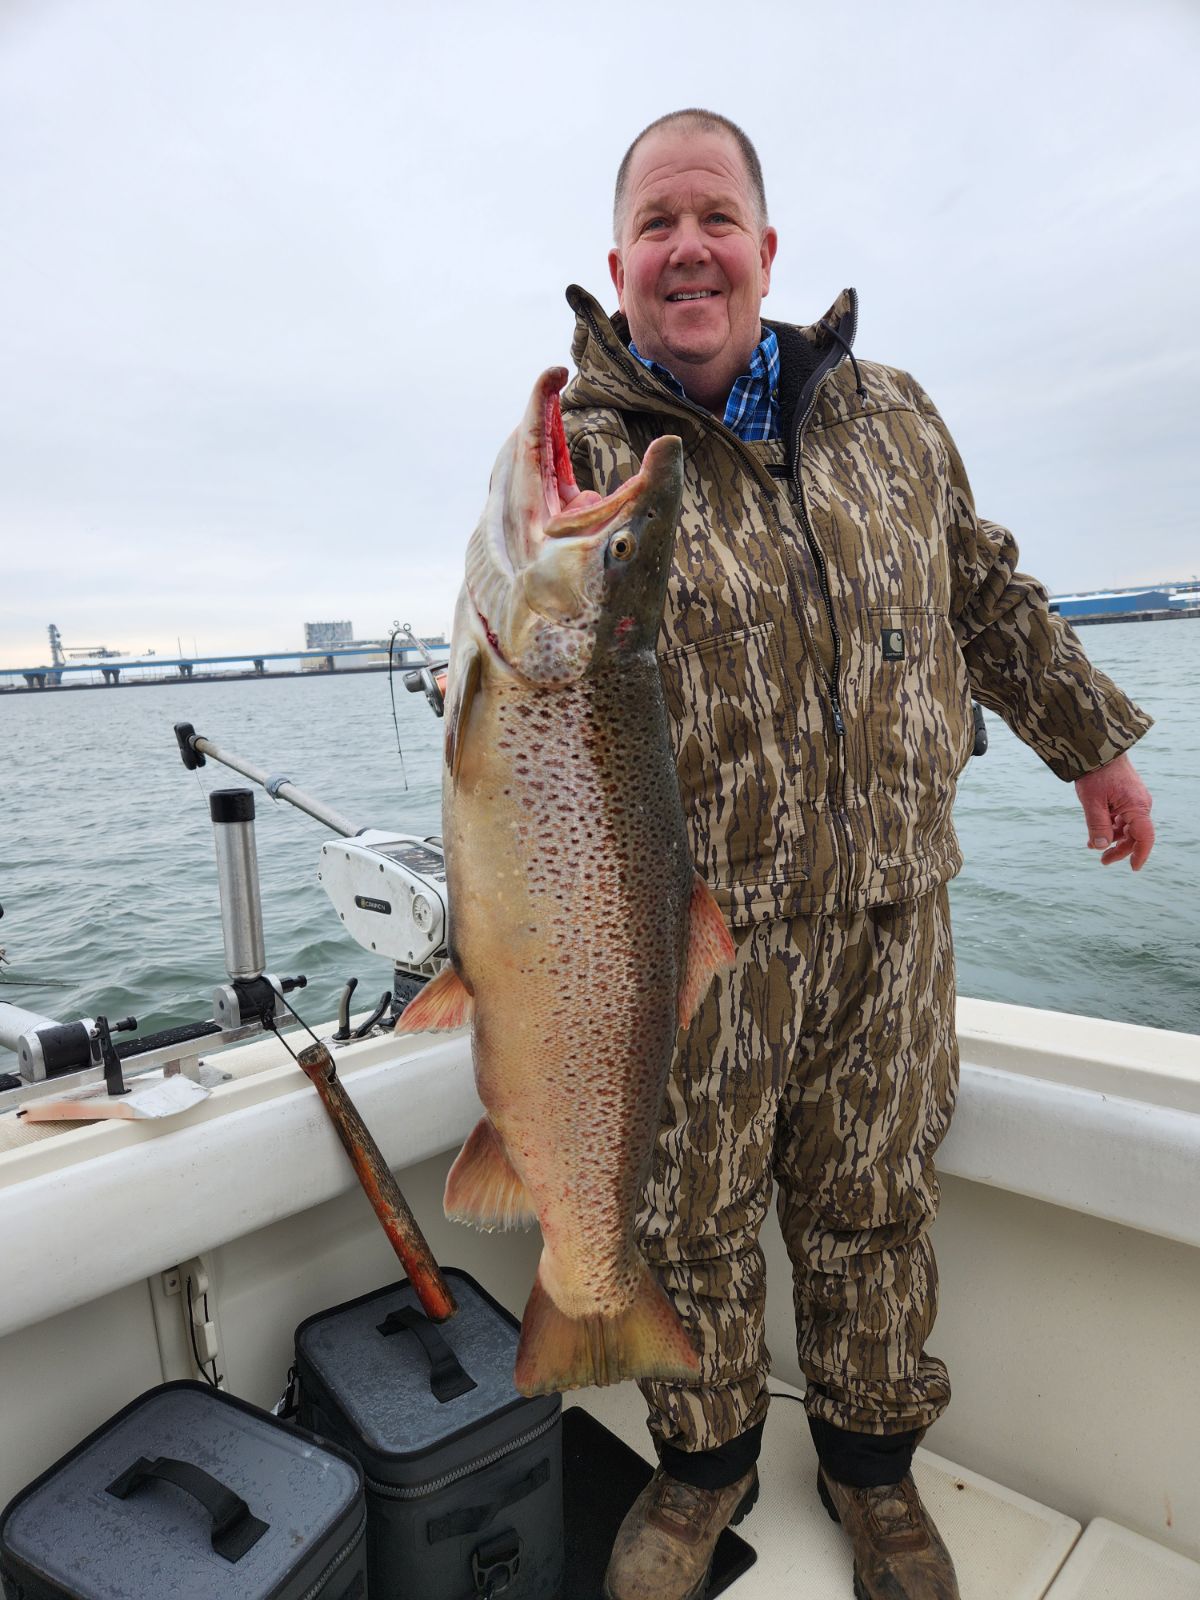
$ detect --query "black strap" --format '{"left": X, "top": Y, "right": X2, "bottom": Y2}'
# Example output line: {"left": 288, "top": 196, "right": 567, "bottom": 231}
{"left": 274, "top": 1363, "right": 300, "bottom": 1420}
{"left": 107, "top": 1455, "right": 269, "bottom": 1562}
{"left": 426, "top": 1457, "right": 550, "bottom": 1543}
{"left": 377, "top": 1306, "right": 477, "bottom": 1402}
{"left": 818, "top": 316, "right": 868, "bottom": 401}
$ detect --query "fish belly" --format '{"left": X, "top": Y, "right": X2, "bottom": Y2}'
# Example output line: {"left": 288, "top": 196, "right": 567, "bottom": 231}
{"left": 445, "top": 669, "right": 701, "bottom": 1390}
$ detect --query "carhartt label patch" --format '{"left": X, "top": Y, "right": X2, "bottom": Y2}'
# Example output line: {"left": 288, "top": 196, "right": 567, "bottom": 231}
{"left": 881, "top": 628, "right": 906, "bottom": 660}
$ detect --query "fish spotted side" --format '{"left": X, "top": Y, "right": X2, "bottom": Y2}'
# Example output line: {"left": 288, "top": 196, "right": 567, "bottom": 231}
{"left": 397, "top": 368, "right": 734, "bottom": 1395}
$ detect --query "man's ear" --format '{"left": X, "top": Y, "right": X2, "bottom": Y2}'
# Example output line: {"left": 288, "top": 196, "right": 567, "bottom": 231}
{"left": 608, "top": 247, "right": 625, "bottom": 307}
{"left": 760, "top": 227, "right": 778, "bottom": 297}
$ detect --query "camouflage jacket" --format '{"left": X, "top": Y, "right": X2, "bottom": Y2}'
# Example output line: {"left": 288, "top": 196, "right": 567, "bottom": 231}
{"left": 561, "top": 284, "right": 1153, "bottom": 924}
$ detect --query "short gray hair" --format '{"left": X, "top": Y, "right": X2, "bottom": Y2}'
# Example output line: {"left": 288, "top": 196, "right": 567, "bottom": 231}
{"left": 613, "top": 109, "right": 769, "bottom": 243}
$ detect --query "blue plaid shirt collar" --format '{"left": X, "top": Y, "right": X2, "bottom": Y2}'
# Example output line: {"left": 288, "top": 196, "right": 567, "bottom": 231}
{"left": 628, "top": 326, "right": 781, "bottom": 442}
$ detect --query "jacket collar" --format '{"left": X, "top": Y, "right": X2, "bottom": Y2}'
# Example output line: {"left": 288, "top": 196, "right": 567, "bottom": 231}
{"left": 563, "top": 283, "right": 858, "bottom": 424}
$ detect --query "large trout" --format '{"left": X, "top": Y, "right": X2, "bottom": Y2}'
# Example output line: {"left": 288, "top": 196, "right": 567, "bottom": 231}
{"left": 397, "top": 368, "right": 734, "bottom": 1396}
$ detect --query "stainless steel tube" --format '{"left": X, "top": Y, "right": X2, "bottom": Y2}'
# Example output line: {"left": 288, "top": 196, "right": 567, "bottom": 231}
{"left": 192, "top": 735, "right": 358, "bottom": 838}
{"left": 0, "top": 1004, "right": 57, "bottom": 1054}
{"left": 210, "top": 789, "right": 266, "bottom": 980}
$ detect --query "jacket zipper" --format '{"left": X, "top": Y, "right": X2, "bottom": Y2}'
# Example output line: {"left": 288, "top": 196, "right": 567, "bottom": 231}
{"left": 787, "top": 306, "right": 858, "bottom": 741}
{"left": 784, "top": 296, "right": 860, "bottom": 898}
{"left": 578, "top": 299, "right": 846, "bottom": 732}
{"left": 578, "top": 295, "right": 858, "bottom": 895}
{"left": 364, "top": 1409, "right": 559, "bottom": 1500}
{"left": 298, "top": 1510, "right": 366, "bottom": 1600}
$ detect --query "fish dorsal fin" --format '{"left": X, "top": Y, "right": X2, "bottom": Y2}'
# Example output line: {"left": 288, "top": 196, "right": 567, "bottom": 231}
{"left": 394, "top": 963, "right": 474, "bottom": 1033}
{"left": 678, "top": 873, "right": 736, "bottom": 1028}
{"left": 444, "top": 643, "right": 482, "bottom": 784}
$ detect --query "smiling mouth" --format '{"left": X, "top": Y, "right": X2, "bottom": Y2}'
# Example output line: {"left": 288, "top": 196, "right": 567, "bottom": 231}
{"left": 666, "top": 289, "right": 720, "bottom": 302}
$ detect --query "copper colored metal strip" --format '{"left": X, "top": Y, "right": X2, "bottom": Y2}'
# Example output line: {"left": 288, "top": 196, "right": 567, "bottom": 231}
{"left": 297, "top": 1041, "right": 457, "bottom": 1322}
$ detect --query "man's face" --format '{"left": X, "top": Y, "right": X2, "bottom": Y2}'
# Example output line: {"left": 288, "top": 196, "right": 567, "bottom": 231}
{"left": 608, "top": 126, "right": 777, "bottom": 402}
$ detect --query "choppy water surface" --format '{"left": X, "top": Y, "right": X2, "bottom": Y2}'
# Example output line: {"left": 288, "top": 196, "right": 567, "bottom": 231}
{"left": 1, "top": 620, "right": 1197, "bottom": 1057}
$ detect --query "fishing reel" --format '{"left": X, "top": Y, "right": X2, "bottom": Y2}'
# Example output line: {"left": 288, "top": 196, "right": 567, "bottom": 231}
{"left": 403, "top": 664, "right": 447, "bottom": 718}
{"left": 317, "top": 831, "right": 449, "bottom": 997}
{"left": 395, "top": 620, "right": 447, "bottom": 718}
{"left": 177, "top": 722, "right": 450, "bottom": 1023}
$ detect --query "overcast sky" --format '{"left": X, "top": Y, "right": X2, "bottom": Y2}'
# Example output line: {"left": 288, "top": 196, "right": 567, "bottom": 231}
{"left": 1, "top": 0, "right": 1197, "bottom": 668}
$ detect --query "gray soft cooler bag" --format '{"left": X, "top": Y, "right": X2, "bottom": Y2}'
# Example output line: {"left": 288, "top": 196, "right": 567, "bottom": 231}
{"left": 0, "top": 1381, "right": 366, "bottom": 1600}
{"left": 294, "top": 1270, "right": 563, "bottom": 1600}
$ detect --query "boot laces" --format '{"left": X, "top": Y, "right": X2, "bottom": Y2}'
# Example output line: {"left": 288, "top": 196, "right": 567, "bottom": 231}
{"left": 863, "top": 1479, "right": 922, "bottom": 1537}
{"left": 653, "top": 1474, "right": 712, "bottom": 1527}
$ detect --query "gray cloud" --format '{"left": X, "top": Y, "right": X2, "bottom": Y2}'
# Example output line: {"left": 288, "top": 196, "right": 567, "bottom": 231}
{"left": 2, "top": 0, "right": 1198, "bottom": 667}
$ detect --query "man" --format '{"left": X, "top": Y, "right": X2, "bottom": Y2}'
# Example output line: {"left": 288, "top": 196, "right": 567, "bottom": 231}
{"left": 560, "top": 109, "right": 1155, "bottom": 1600}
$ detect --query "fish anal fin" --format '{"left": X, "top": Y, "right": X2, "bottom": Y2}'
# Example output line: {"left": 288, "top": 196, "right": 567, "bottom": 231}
{"left": 444, "top": 1116, "right": 537, "bottom": 1231}
{"left": 393, "top": 963, "right": 474, "bottom": 1034}
{"left": 513, "top": 1259, "right": 701, "bottom": 1396}
{"left": 445, "top": 644, "right": 482, "bottom": 783}
{"left": 678, "top": 872, "right": 737, "bottom": 1027}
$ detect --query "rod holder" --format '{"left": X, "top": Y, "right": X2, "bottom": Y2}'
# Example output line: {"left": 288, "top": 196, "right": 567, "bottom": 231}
{"left": 210, "top": 789, "right": 266, "bottom": 982}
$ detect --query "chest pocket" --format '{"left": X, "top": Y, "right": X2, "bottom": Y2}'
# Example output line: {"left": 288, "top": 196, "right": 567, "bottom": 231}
{"left": 658, "top": 622, "right": 807, "bottom": 887}
{"left": 854, "top": 606, "right": 974, "bottom": 865}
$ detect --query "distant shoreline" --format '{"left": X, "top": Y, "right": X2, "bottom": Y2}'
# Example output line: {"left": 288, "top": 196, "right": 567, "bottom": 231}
{"left": 2, "top": 609, "right": 1197, "bottom": 696}
{"left": 0, "top": 663, "right": 395, "bottom": 696}
{"left": 1066, "top": 608, "right": 1200, "bottom": 627}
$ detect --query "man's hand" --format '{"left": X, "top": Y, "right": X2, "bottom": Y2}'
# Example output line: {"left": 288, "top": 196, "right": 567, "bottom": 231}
{"left": 1074, "top": 752, "right": 1155, "bottom": 870}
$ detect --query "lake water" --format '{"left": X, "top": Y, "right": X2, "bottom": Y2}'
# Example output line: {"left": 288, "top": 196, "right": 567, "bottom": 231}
{"left": 2, "top": 618, "right": 1197, "bottom": 1061}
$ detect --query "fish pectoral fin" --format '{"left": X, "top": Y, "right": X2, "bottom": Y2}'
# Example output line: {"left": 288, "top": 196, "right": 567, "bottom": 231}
{"left": 677, "top": 872, "right": 737, "bottom": 1028}
{"left": 513, "top": 1259, "right": 701, "bottom": 1396}
{"left": 444, "top": 1116, "right": 537, "bottom": 1231}
{"left": 444, "top": 642, "right": 482, "bottom": 784}
{"left": 393, "top": 964, "right": 474, "bottom": 1033}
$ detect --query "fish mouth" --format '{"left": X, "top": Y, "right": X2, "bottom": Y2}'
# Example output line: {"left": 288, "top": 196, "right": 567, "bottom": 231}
{"left": 536, "top": 368, "right": 604, "bottom": 526}
{"left": 528, "top": 368, "right": 673, "bottom": 543}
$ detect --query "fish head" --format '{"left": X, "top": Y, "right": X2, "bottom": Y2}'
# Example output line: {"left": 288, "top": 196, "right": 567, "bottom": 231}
{"left": 468, "top": 368, "right": 682, "bottom": 686}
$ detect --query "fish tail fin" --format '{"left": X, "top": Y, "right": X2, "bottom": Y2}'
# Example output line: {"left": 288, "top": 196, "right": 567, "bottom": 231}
{"left": 513, "top": 1259, "right": 701, "bottom": 1396}
{"left": 678, "top": 872, "right": 737, "bottom": 1027}
{"left": 444, "top": 1116, "right": 537, "bottom": 1231}
{"left": 393, "top": 964, "right": 474, "bottom": 1033}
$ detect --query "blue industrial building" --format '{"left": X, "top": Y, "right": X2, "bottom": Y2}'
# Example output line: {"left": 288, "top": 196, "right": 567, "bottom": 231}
{"left": 1049, "top": 589, "right": 1172, "bottom": 619}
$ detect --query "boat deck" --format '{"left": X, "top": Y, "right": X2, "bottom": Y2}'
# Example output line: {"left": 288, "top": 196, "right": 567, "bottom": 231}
{"left": 571, "top": 1380, "right": 1200, "bottom": 1600}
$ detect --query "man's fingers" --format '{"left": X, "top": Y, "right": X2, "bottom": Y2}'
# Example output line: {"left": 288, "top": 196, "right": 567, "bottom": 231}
{"left": 1076, "top": 756, "right": 1155, "bottom": 866}
{"left": 1079, "top": 791, "right": 1112, "bottom": 849}
{"left": 1100, "top": 813, "right": 1155, "bottom": 869}
{"left": 1129, "top": 812, "right": 1155, "bottom": 871}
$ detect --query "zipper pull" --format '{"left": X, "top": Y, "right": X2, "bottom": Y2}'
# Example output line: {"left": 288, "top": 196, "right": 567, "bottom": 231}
{"left": 831, "top": 702, "right": 845, "bottom": 737}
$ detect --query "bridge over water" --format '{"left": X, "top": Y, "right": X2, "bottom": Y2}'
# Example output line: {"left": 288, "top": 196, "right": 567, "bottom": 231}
{"left": 1, "top": 643, "right": 438, "bottom": 690}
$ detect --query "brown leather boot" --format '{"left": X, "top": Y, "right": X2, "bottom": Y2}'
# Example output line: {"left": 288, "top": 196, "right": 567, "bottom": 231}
{"left": 602, "top": 1464, "right": 759, "bottom": 1600}
{"left": 818, "top": 1468, "right": 961, "bottom": 1600}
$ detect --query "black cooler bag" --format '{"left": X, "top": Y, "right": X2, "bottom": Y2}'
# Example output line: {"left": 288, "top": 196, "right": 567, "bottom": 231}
{"left": 0, "top": 1381, "right": 366, "bottom": 1600}
{"left": 295, "top": 1270, "right": 563, "bottom": 1600}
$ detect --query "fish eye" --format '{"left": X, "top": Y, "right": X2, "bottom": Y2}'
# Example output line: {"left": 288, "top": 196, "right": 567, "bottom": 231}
{"left": 608, "top": 533, "right": 635, "bottom": 562}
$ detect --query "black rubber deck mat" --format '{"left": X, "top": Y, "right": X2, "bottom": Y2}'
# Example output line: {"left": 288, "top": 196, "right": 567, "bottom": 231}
{"left": 562, "top": 1406, "right": 758, "bottom": 1597}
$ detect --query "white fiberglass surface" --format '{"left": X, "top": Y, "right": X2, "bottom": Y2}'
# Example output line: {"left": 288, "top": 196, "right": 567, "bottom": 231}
{"left": 1043, "top": 1520, "right": 1200, "bottom": 1600}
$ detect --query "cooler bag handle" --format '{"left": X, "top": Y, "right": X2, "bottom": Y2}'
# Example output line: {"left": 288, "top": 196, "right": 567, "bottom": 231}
{"left": 425, "top": 1456, "right": 551, "bottom": 1542}
{"left": 106, "top": 1455, "right": 269, "bottom": 1562}
{"left": 377, "top": 1305, "right": 478, "bottom": 1402}
{"left": 471, "top": 1531, "right": 522, "bottom": 1596}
